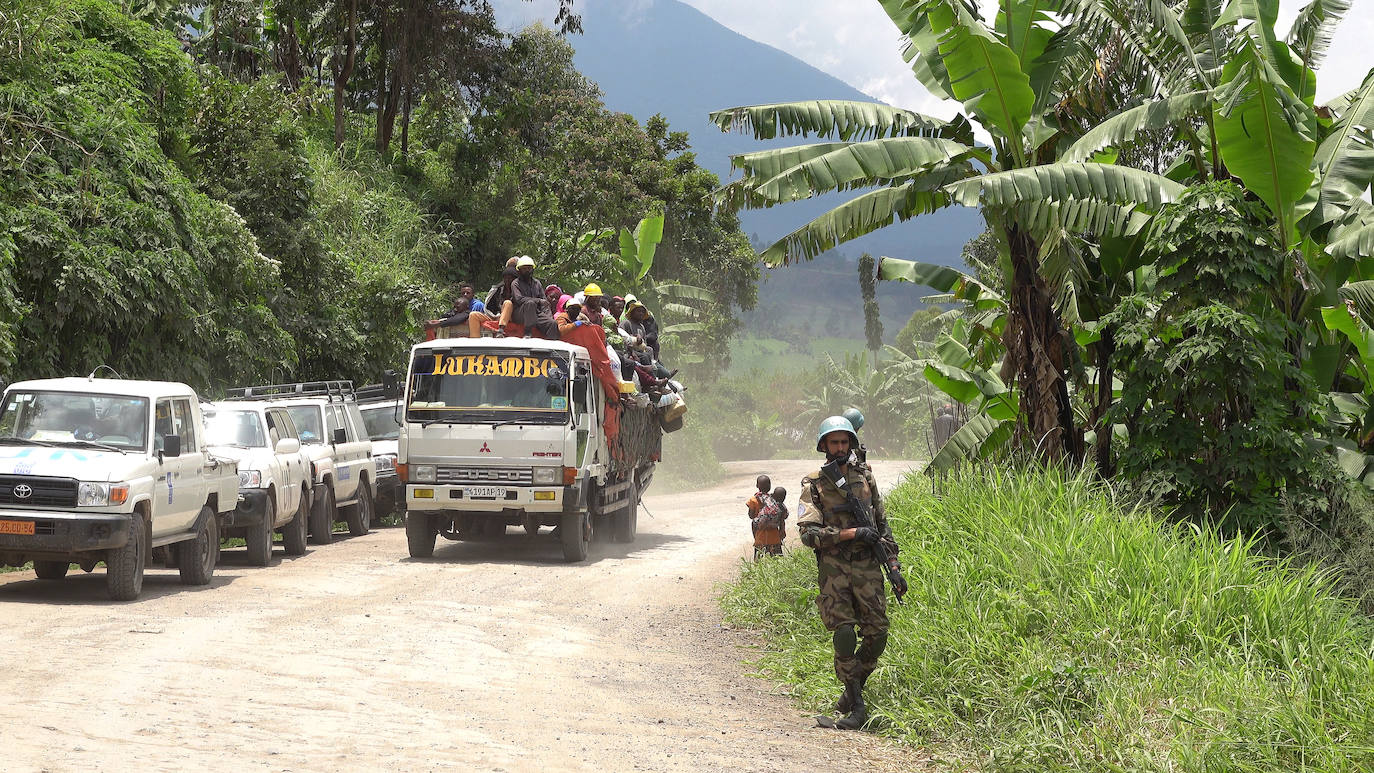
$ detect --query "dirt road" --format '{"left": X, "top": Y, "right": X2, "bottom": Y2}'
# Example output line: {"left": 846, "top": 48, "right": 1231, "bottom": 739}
{"left": 0, "top": 459, "right": 926, "bottom": 772}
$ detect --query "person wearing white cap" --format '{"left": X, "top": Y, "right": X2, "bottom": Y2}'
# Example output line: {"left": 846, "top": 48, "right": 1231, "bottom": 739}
{"left": 510, "top": 255, "right": 559, "bottom": 339}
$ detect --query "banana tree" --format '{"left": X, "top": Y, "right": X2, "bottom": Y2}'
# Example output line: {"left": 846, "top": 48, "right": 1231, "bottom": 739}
{"left": 712, "top": 0, "right": 1189, "bottom": 464}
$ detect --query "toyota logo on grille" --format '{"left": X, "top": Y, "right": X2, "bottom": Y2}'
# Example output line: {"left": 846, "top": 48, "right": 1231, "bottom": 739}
{"left": 12, "top": 484, "right": 33, "bottom": 499}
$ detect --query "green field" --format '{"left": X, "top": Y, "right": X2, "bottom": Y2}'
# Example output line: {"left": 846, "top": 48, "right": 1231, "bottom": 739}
{"left": 725, "top": 335, "right": 870, "bottom": 377}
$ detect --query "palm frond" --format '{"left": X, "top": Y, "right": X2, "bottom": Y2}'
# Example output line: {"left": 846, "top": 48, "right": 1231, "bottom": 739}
{"left": 1287, "top": 0, "right": 1352, "bottom": 72}
{"left": 709, "top": 100, "right": 958, "bottom": 142}
{"left": 1061, "top": 91, "right": 1212, "bottom": 162}
{"left": 757, "top": 185, "right": 954, "bottom": 266}
{"left": 945, "top": 162, "right": 1184, "bottom": 211}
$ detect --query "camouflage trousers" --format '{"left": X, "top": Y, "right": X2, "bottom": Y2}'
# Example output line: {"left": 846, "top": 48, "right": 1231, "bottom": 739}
{"left": 814, "top": 549, "right": 888, "bottom": 683}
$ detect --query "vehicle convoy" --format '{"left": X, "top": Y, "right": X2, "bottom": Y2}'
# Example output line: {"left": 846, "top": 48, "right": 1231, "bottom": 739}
{"left": 225, "top": 382, "right": 377, "bottom": 544}
{"left": 400, "top": 337, "right": 664, "bottom": 562}
{"left": 356, "top": 383, "right": 401, "bottom": 517}
{"left": 0, "top": 377, "right": 238, "bottom": 600}
{"left": 203, "top": 401, "right": 314, "bottom": 564}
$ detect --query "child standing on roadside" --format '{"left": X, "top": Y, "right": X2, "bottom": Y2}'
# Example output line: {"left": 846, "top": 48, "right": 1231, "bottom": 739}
{"left": 747, "top": 475, "right": 787, "bottom": 560}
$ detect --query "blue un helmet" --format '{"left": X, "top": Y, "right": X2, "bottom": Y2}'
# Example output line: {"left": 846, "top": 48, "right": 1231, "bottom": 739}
{"left": 815, "top": 415, "right": 858, "bottom": 452}
{"left": 842, "top": 407, "right": 865, "bottom": 432}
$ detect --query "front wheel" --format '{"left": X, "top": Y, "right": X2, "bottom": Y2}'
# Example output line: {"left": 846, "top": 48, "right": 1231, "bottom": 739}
{"left": 406, "top": 511, "right": 436, "bottom": 558}
{"left": 561, "top": 510, "right": 589, "bottom": 563}
{"left": 346, "top": 480, "right": 372, "bottom": 537}
{"left": 282, "top": 492, "right": 309, "bottom": 556}
{"left": 106, "top": 514, "right": 146, "bottom": 600}
{"left": 245, "top": 496, "right": 274, "bottom": 566}
{"left": 33, "top": 560, "right": 69, "bottom": 580}
{"left": 310, "top": 486, "right": 335, "bottom": 545}
{"left": 175, "top": 506, "right": 219, "bottom": 585}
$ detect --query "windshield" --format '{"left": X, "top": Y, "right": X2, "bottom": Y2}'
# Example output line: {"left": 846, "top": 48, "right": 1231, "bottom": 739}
{"left": 361, "top": 404, "right": 400, "bottom": 440}
{"left": 0, "top": 390, "right": 149, "bottom": 451}
{"left": 407, "top": 350, "right": 570, "bottom": 424}
{"left": 204, "top": 409, "right": 266, "bottom": 448}
{"left": 284, "top": 406, "right": 325, "bottom": 444}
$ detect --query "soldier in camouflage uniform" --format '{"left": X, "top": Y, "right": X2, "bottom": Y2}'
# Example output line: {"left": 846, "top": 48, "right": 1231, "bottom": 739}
{"left": 797, "top": 415, "right": 906, "bottom": 730}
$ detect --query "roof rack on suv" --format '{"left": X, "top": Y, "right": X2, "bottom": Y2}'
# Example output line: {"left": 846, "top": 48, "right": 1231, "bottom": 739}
{"left": 225, "top": 380, "right": 355, "bottom": 402}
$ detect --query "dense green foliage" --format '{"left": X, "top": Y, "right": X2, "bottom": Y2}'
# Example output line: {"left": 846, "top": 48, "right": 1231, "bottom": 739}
{"left": 724, "top": 466, "right": 1374, "bottom": 771}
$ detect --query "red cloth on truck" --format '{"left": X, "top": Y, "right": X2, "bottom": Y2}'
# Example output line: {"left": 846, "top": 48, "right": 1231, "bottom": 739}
{"left": 479, "top": 318, "right": 526, "bottom": 337}
{"left": 561, "top": 323, "right": 619, "bottom": 403}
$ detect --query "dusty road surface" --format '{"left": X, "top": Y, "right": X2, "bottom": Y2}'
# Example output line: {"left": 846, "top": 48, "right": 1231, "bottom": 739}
{"left": 1, "top": 458, "right": 927, "bottom": 772}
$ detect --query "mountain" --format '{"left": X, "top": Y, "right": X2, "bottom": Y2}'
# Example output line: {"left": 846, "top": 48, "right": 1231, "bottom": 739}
{"left": 492, "top": 0, "right": 983, "bottom": 339}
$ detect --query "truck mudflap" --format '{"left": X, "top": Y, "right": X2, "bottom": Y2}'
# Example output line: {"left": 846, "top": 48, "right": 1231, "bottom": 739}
{"left": 0, "top": 510, "right": 132, "bottom": 559}
{"left": 222, "top": 490, "right": 270, "bottom": 529}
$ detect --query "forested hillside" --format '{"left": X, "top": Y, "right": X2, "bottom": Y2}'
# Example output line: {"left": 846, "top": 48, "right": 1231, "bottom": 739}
{"left": 0, "top": 0, "right": 757, "bottom": 390}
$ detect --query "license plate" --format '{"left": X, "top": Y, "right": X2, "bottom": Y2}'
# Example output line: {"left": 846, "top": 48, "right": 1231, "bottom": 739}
{"left": 0, "top": 520, "right": 35, "bottom": 536}
{"left": 466, "top": 486, "right": 506, "bottom": 499}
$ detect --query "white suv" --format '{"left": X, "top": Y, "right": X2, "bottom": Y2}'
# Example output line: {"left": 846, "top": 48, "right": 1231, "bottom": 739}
{"left": 203, "top": 401, "right": 314, "bottom": 565}
{"left": 227, "top": 382, "right": 377, "bottom": 544}
{"left": 357, "top": 389, "right": 400, "bottom": 517}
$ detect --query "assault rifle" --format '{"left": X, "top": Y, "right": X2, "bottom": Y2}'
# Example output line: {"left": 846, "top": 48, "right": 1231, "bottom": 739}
{"left": 820, "top": 455, "right": 907, "bottom": 604}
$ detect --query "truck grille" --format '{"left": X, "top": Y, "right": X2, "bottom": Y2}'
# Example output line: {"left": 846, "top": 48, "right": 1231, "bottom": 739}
{"left": 436, "top": 466, "right": 532, "bottom": 485}
{"left": 0, "top": 476, "right": 78, "bottom": 508}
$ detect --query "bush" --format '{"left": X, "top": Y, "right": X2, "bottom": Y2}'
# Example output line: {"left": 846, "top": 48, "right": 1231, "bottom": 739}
{"left": 722, "top": 465, "right": 1374, "bottom": 771}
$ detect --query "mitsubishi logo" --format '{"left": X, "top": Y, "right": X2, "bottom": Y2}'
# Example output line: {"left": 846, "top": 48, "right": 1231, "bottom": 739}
{"left": 12, "top": 484, "right": 32, "bottom": 499}
{"left": 478, "top": 442, "right": 492, "bottom": 454}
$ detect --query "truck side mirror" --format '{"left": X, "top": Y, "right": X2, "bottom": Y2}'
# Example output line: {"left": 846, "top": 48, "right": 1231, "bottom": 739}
{"left": 333, "top": 428, "right": 347, "bottom": 444}
{"left": 162, "top": 435, "right": 182, "bottom": 458}
{"left": 383, "top": 369, "right": 400, "bottom": 399}
{"left": 275, "top": 438, "right": 301, "bottom": 454}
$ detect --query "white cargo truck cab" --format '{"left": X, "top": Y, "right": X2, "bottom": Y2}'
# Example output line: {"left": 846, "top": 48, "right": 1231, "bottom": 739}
{"left": 400, "top": 338, "right": 658, "bottom": 562}
{"left": 0, "top": 377, "right": 238, "bottom": 600}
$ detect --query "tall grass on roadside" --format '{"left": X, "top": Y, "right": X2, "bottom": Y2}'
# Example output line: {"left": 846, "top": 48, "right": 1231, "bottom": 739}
{"left": 722, "top": 465, "right": 1374, "bottom": 772}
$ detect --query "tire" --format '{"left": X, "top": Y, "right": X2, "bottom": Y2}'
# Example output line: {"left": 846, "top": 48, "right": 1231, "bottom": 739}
{"left": 106, "top": 513, "right": 146, "bottom": 601}
{"left": 175, "top": 506, "right": 219, "bottom": 586}
{"left": 612, "top": 475, "right": 639, "bottom": 544}
{"left": 346, "top": 480, "right": 373, "bottom": 537}
{"left": 561, "top": 510, "right": 589, "bottom": 563}
{"left": 282, "top": 491, "right": 309, "bottom": 556}
{"left": 33, "top": 560, "right": 69, "bottom": 580}
{"left": 406, "top": 511, "right": 436, "bottom": 558}
{"left": 245, "top": 495, "right": 274, "bottom": 567}
{"left": 310, "top": 485, "right": 335, "bottom": 545}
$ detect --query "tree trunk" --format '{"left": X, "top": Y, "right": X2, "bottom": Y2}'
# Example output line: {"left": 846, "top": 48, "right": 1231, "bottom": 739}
{"left": 332, "top": 0, "right": 360, "bottom": 150}
{"left": 400, "top": 81, "right": 413, "bottom": 158}
{"left": 378, "top": 0, "right": 415, "bottom": 153}
{"left": 1004, "top": 224, "right": 1081, "bottom": 463}
{"left": 1093, "top": 328, "right": 1115, "bottom": 476}
{"left": 278, "top": 11, "right": 303, "bottom": 90}
{"left": 374, "top": 8, "right": 389, "bottom": 152}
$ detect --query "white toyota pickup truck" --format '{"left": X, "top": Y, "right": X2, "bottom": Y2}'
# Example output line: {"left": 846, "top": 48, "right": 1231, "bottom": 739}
{"left": 0, "top": 377, "right": 239, "bottom": 600}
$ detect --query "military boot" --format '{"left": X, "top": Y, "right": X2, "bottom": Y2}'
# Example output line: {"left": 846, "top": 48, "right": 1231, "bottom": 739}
{"left": 835, "top": 678, "right": 868, "bottom": 730}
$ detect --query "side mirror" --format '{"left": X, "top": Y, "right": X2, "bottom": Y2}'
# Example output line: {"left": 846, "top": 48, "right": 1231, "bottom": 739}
{"left": 162, "top": 435, "right": 182, "bottom": 458}
{"left": 383, "top": 369, "right": 400, "bottom": 399}
{"left": 275, "top": 438, "right": 301, "bottom": 454}
{"left": 333, "top": 427, "right": 347, "bottom": 444}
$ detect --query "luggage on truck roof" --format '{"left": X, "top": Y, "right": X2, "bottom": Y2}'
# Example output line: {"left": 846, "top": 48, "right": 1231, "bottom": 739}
{"left": 225, "top": 380, "right": 355, "bottom": 402}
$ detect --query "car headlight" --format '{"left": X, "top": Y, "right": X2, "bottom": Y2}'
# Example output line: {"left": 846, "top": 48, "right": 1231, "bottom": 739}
{"left": 375, "top": 454, "right": 397, "bottom": 474}
{"left": 78, "top": 482, "right": 129, "bottom": 507}
{"left": 532, "top": 467, "right": 559, "bottom": 485}
{"left": 238, "top": 470, "right": 263, "bottom": 488}
{"left": 411, "top": 464, "right": 436, "bottom": 483}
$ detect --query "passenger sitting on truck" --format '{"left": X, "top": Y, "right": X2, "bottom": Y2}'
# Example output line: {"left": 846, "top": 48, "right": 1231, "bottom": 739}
{"left": 619, "top": 301, "right": 655, "bottom": 367}
{"left": 460, "top": 282, "right": 485, "bottom": 315}
{"left": 511, "top": 255, "right": 560, "bottom": 340}
{"left": 555, "top": 298, "right": 589, "bottom": 337}
{"left": 544, "top": 284, "right": 563, "bottom": 309}
{"left": 581, "top": 284, "right": 607, "bottom": 325}
{"left": 607, "top": 296, "right": 626, "bottom": 323}
{"left": 487, "top": 266, "right": 519, "bottom": 336}
{"left": 436, "top": 298, "right": 483, "bottom": 338}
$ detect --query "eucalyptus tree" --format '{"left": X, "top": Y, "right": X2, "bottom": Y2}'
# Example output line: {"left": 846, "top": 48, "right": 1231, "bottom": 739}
{"left": 712, "top": 0, "right": 1187, "bottom": 463}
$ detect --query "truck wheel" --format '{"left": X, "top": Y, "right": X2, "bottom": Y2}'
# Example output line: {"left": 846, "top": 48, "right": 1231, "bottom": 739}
{"left": 245, "top": 496, "right": 274, "bottom": 567}
{"left": 406, "top": 511, "right": 436, "bottom": 558}
{"left": 346, "top": 481, "right": 373, "bottom": 536}
{"left": 33, "top": 560, "right": 69, "bottom": 580}
{"left": 282, "top": 493, "right": 308, "bottom": 556}
{"left": 561, "top": 510, "right": 589, "bottom": 563}
{"left": 176, "top": 506, "right": 219, "bottom": 585}
{"left": 106, "top": 514, "right": 146, "bottom": 601}
{"left": 310, "top": 486, "right": 335, "bottom": 545}
{"left": 612, "top": 475, "right": 639, "bottom": 544}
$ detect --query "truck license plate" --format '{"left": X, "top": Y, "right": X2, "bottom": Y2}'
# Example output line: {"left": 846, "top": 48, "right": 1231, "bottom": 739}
{"left": 467, "top": 486, "right": 505, "bottom": 499}
{"left": 0, "top": 520, "right": 35, "bottom": 535}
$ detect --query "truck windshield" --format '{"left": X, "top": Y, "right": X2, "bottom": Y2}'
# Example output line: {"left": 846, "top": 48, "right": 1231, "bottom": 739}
{"left": 284, "top": 406, "right": 325, "bottom": 444}
{"left": 0, "top": 390, "right": 149, "bottom": 451}
{"left": 407, "top": 350, "right": 571, "bottom": 425}
{"left": 360, "top": 404, "right": 400, "bottom": 440}
{"left": 204, "top": 409, "right": 267, "bottom": 448}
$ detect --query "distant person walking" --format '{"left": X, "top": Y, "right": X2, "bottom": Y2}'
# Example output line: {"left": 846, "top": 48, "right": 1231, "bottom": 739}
{"left": 747, "top": 474, "right": 787, "bottom": 559}
{"left": 933, "top": 403, "right": 958, "bottom": 449}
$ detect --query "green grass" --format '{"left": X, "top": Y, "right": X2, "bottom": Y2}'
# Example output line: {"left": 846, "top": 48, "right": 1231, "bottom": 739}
{"left": 721, "top": 465, "right": 1374, "bottom": 771}
{"left": 726, "top": 335, "right": 868, "bottom": 377}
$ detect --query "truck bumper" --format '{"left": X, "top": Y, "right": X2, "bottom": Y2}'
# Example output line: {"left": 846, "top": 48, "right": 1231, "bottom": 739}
{"left": 0, "top": 509, "right": 132, "bottom": 561}
{"left": 224, "top": 489, "right": 270, "bottom": 529}
{"left": 405, "top": 481, "right": 583, "bottom": 512}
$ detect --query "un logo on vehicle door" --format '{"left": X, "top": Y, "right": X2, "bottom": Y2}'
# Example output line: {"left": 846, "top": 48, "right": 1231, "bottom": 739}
{"left": 12, "top": 484, "right": 32, "bottom": 499}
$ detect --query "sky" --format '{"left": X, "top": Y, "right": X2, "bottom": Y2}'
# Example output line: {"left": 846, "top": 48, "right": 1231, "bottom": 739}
{"left": 676, "top": 0, "right": 1373, "bottom": 115}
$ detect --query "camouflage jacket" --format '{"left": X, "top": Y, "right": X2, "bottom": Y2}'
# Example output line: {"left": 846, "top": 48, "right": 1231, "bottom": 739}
{"left": 796, "top": 462, "right": 897, "bottom": 558}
